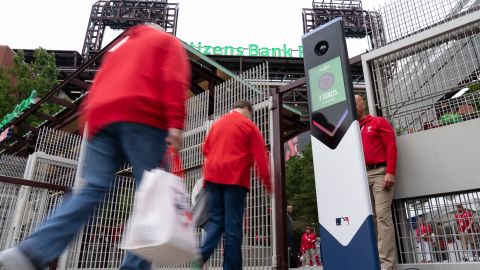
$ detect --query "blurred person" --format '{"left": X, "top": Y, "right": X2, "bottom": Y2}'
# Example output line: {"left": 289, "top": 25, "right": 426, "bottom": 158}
{"left": 0, "top": 23, "right": 190, "bottom": 270}
{"left": 195, "top": 100, "right": 271, "bottom": 270}
{"left": 415, "top": 217, "right": 434, "bottom": 263}
{"left": 315, "top": 234, "right": 322, "bottom": 266}
{"left": 286, "top": 205, "right": 297, "bottom": 267}
{"left": 355, "top": 95, "right": 397, "bottom": 270}
{"left": 300, "top": 227, "right": 317, "bottom": 267}
{"left": 455, "top": 204, "right": 479, "bottom": 261}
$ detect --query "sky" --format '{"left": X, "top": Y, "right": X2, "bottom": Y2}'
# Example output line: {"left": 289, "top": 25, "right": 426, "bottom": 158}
{"left": 0, "top": 0, "right": 390, "bottom": 58}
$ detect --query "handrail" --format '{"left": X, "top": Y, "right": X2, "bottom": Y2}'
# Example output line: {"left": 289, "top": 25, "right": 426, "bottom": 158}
{"left": 0, "top": 175, "right": 70, "bottom": 193}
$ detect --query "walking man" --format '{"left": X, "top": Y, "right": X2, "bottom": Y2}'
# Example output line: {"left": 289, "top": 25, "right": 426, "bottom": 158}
{"left": 286, "top": 205, "right": 296, "bottom": 267}
{"left": 355, "top": 95, "right": 397, "bottom": 270}
{"left": 0, "top": 24, "right": 190, "bottom": 270}
{"left": 198, "top": 100, "right": 271, "bottom": 270}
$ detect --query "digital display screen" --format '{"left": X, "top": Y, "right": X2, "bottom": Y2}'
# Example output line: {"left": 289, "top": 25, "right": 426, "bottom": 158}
{"left": 308, "top": 56, "right": 346, "bottom": 112}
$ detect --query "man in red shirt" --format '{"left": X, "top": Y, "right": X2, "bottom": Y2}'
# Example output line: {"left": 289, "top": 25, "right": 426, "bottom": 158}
{"left": 415, "top": 217, "right": 434, "bottom": 263}
{"left": 0, "top": 24, "right": 190, "bottom": 270}
{"left": 198, "top": 100, "right": 271, "bottom": 270}
{"left": 455, "top": 204, "right": 479, "bottom": 261}
{"left": 300, "top": 227, "right": 317, "bottom": 266}
{"left": 355, "top": 95, "right": 397, "bottom": 270}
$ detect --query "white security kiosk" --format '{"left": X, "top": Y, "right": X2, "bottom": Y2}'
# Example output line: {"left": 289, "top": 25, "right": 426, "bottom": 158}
{"left": 302, "top": 18, "right": 381, "bottom": 270}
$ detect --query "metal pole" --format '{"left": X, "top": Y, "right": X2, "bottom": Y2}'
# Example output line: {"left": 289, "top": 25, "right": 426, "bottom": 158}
{"left": 271, "top": 89, "right": 288, "bottom": 270}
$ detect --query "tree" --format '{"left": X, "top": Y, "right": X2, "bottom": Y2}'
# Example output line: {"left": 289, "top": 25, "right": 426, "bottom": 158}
{"left": 0, "top": 48, "right": 59, "bottom": 128}
{"left": 0, "top": 67, "right": 15, "bottom": 118}
{"left": 285, "top": 143, "right": 318, "bottom": 238}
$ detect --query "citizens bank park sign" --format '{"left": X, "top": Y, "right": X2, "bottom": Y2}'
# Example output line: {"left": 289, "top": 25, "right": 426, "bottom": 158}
{"left": 187, "top": 42, "right": 304, "bottom": 58}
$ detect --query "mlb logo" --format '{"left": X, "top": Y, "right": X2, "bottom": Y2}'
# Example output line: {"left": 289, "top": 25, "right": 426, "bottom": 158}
{"left": 336, "top": 217, "right": 350, "bottom": 226}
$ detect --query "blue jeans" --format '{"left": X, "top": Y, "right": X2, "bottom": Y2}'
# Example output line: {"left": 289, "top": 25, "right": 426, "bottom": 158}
{"left": 200, "top": 182, "right": 247, "bottom": 270}
{"left": 19, "top": 122, "right": 168, "bottom": 270}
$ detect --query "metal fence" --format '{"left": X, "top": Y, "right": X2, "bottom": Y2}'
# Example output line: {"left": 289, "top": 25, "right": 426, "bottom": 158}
{"left": 59, "top": 63, "right": 272, "bottom": 269}
{"left": 366, "top": 0, "right": 480, "bottom": 48}
{"left": 367, "top": 7, "right": 480, "bottom": 136}
{"left": 391, "top": 90, "right": 480, "bottom": 136}
{"left": 0, "top": 155, "right": 28, "bottom": 251}
{"left": 0, "top": 62, "right": 272, "bottom": 269}
{"left": 0, "top": 155, "right": 27, "bottom": 179}
{"left": 205, "top": 62, "right": 272, "bottom": 269}
{"left": 35, "top": 127, "right": 82, "bottom": 160}
{"left": 0, "top": 128, "right": 81, "bottom": 270}
{"left": 0, "top": 149, "right": 78, "bottom": 270}
{"left": 394, "top": 190, "right": 480, "bottom": 264}
{"left": 61, "top": 174, "right": 135, "bottom": 269}
{"left": 363, "top": 0, "right": 480, "bottom": 268}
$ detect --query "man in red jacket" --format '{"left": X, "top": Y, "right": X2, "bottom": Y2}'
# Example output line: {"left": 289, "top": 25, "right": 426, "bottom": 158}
{"left": 300, "top": 227, "right": 317, "bottom": 267}
{"left": 198, "top": 100, "right": 271, "bottom": 270}
{"left": 415, "top": 217, "right": 434, "bottom": 263}
{"left": 355, "top": 95, "right": 397, "bottom": 270}
{"left": 0, "top": 24, "right": 190, "bottom": 270}
{"left": 455, "top": 204, "right": 479, "bottom": 261}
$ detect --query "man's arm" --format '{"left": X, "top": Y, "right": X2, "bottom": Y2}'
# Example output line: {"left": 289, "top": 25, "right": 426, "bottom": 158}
{"left": 378, "top": 117, "right": 397, "bottom": 188}
{"left": 378, "top": 117, "right": 397, "bottom": 175}
{"left": 202, "top": 124, "right": 214, "bottom": 158}
{"left": 250, "top": 125, "right": 272, "bottom": 192}
{"left": 161, "top": 37, "right": 191, "bottom": 150}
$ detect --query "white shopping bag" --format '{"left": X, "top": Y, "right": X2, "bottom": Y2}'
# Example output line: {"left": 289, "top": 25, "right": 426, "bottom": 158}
{"left": 121, "top": 168, "right": 198, "bottom": 265}
{"left": 191, "top": 178, "right": 209, "bottom": 229}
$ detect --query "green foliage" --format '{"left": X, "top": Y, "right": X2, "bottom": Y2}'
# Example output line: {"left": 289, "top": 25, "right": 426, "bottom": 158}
{"left": 467, "top": 82, "right": 480, "bottom": 93}
{"left": 0, "top": 48, "right": 59, "bottom": 128}
{"left": 285, "top": 143, "right": 318, "bottom": 236}
{"left": 0, "top": 68, "right": 15, "bottom": 118}
{"left": 11, "top": 49, "right": 58, "bottom": 99}
{"left": 466, "top": 82, "right": 480, "bottom": 112}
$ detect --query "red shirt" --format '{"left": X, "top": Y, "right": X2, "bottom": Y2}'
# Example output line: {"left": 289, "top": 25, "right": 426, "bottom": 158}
{"left": 416, "top": 224, "right": 433, "bottom": 241}
{"left": 81, "top": 25, "right": 191, "bottom": 137}
{"left": 455, "top": 210, "right": 474, "bottom": 232}
{"left": 359, "top": 115, "right": 397, "bottom": 175}
{"left": 300, "top": 232, "right": 316, "bottom": 251}
{"left": 202, "top": 111, "right": 271, "bottom": 191}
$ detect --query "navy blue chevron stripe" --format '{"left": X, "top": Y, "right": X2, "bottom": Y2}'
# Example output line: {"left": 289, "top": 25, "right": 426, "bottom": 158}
{"left": 320, "top": 216, "right": 380, "bottom": 270}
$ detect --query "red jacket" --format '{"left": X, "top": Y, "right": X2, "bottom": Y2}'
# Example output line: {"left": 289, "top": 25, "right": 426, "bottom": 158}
{"left": 359, "top": 115, "right": 397, "bottom": 175}
{"left": 202, "top": 111, "right": 271, "bottom": 191}
{"left": 416, "top": 224, "right": 433, "bottom": 242}
{"left": 300, "top": 232, "right": 316, "bottom": 251}
{"left": 455, "top": 210, "right": 474, "bottom": 232}
{"left": 81, "top": 24, "right": 191, "bottom": 137}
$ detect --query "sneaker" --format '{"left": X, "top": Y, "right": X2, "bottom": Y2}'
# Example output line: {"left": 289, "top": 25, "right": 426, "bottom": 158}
{"left": 0, "top": 247, "right": 37, "bottom": 270}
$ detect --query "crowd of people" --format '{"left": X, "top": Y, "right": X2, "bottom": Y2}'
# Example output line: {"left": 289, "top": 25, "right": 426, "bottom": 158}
{"left": 415, "top": 204, "right": 480, "bottom": 263}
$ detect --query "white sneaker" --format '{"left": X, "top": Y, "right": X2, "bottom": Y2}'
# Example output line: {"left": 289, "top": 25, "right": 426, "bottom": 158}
{"left": 0, "top": 247, "right": 37, "bottom": 270}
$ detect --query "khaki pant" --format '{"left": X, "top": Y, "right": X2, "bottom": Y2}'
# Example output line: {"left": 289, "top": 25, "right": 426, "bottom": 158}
{"left": 460, "top": 231, "right": 480, "bottom": 259}
{"left": 303, "top": 248, "right": 317, "bottom": 266}
{"left": 368, "top": 166, "right": 396, "bottom": 270}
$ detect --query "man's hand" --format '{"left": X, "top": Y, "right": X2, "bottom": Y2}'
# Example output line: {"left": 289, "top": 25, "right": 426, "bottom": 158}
{"left": 165, "top": 128, "right": 183, "bottom": 150}
{"left": 383, "top": 173, "right": 396, "bottom": 189}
